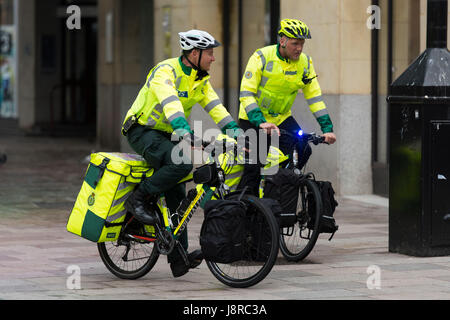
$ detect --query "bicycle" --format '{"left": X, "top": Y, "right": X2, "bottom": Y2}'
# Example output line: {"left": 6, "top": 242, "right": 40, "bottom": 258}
{"left": 97, "top": 135, "right": 279, "bottom": 288}
{"left": 258, "top": 128, "right": 329, "bottom": 262}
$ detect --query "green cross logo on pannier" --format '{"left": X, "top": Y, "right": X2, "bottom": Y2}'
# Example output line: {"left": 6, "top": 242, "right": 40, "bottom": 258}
{"left": 87, "top": 193, "right": 96, "bottom": 206}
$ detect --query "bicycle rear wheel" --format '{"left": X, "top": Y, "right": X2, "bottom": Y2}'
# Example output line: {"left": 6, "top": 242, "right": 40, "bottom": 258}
{"left": 279, "top": 178, "right": 322, "bottom": 262}
{"left": 97, "top": 214, "right": 160, "bottom": 280}
{"left": 206, "top": 194, "right": 279, "bottom": 288}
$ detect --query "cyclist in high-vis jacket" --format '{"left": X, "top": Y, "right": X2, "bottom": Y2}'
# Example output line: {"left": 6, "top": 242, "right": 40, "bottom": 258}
{"left": 237, "top": 19, "right": 337, "bottom": 195}
{"left": 121, "top": 30, "right": 242, "bottom": 278}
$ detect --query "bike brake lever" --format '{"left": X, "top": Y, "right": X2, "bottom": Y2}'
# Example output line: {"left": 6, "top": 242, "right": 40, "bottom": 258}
{"left": 309, "top": 134, "right": 327, "bottom": 145}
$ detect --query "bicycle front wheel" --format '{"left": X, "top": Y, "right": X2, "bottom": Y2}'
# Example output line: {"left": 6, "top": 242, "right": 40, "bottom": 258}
{"left": 279, "top": 178, "right": 322, "bottom": 262}
{"left": 206, "top": 194, "right": 279, "bottom": 288}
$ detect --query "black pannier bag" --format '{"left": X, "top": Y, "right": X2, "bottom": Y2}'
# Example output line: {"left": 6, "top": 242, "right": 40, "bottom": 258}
{"left": 246, "top": 213, "right": 272, "bottom": 262}
{"left": 317, "top": 181, "right": 339, "bottom": 233}
{"left": 308, "top": 180, "right": 339, "bottom": 239}
{"left": 200, "top": 200, "right": 246, "bottom": 263}
{"left": 263, "top": 168, "right": 301, "bottom": 222}
{"left": 259, "top": 198, "right": 297, "bottom": 228}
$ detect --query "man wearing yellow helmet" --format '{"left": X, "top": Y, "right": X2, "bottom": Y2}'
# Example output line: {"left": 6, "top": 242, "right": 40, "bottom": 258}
{"left": 237, "top": 18, "right": 336, "bottom": 195}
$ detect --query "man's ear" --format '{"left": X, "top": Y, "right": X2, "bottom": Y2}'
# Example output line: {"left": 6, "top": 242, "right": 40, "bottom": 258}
{"left": 280, "top": 36, "right": 287, "bottom": 48}
{"left": 190, "top": 48, "right": 199, "bottom": 58}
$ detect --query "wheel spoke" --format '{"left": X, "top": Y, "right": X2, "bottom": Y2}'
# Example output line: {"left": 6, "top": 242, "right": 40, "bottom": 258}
{"left": 206, "top": 194, "right": 279, "bottom": 288}
{"left": 97, "top": 214, "right": 160, "bottom": 279}
{"left": 279, "top": 179, "right": 322, "bottom": 262}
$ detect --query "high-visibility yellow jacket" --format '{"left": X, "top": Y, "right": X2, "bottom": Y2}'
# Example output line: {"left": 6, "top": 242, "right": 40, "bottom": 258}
{"left": 123, "top": 57, "right": 240, "bottom": 138}
{"left": 239, "top": 44, "right": 333, "bottom": 133}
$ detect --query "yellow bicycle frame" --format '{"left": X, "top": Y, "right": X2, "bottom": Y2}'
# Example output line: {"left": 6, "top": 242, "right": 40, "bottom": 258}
{"left": 154, "top": 183, "right": 211, "bottom": 240}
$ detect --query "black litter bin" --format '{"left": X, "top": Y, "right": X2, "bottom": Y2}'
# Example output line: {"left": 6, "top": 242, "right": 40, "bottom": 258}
{"left": 387, "top": 0, "right": 450, "bottom": 257}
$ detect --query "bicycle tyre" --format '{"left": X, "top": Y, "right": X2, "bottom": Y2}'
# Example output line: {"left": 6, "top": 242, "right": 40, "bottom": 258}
{"left": 279, "top": 178, "right": 322, "bottom": 262}
{"left": 206, "top": 194, "right": 279, "bottom": 288}
{"left": 97, "top": 214, "right": 160, "bottom": 280}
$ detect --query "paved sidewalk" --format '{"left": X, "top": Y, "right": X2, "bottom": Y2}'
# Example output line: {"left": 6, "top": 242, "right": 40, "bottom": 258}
{"left": 1, "top": 123, "right": 450, "bottom": 301}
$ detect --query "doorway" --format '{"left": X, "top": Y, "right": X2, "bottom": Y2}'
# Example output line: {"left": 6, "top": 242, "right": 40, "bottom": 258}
{"left": 54, "top": 0, "right": 98, "bottom": 136}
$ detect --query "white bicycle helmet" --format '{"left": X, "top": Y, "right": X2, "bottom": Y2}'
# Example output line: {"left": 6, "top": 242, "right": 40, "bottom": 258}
{"left": 179, "top": 29, "right": 221, "bottom": 50}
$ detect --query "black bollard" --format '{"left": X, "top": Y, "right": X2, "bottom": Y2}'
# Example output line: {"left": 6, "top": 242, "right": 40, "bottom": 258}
{"left": 387, "top": 0, "right": 450, "bottom": 256}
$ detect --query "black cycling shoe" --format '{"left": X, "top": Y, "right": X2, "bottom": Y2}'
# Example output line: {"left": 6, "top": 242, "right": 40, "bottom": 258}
{"left": 125, "top": 188, "right": 157, "bottom": 225}
{"left": 170, "top": 261, "right": 189, "bottom": 278}
{"left": 170, "top": 249, "right": 204, "bottom": 278}
{"left": 188, "top": 249, "right": 203, "bottom": 268}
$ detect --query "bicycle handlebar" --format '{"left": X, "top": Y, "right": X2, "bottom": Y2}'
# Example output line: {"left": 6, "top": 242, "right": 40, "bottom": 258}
{"left": 183, "top": 133, "right": 238, "bottom": 153}
{"left": 200, "top": 138, "right": 240, "bottom": 159}
{"left": 278, "top": 129, "right": 328, "bottom": 145}
{"left": 188, "top": 128, "right": 327, "bottom": 160}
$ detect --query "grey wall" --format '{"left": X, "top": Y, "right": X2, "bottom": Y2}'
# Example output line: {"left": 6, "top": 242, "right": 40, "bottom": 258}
{"left": 337, "top": 94, "right": 372, "bottom": 195}
{"left": 119, "top": 84, "right": 140, "bottom": 153}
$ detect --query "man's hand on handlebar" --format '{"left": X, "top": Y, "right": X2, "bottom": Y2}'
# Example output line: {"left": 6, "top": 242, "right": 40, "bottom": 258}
{"left": 259, "top": 122, "right": 280, "bottom": 136}
{"left": 322, "top": 132, "right": 336, "bottom": 144}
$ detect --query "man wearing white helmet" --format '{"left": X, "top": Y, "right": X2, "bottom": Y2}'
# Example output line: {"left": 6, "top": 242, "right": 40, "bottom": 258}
{"left": 178, "top": 30, "right": 220, "bottom": 79}
{"left": 121, "top": 29, "right": 242, "bottom": 278}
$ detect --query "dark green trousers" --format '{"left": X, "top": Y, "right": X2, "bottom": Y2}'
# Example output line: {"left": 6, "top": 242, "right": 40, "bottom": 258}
{"left": 127, "top": 125, "right": 193, "bottom": 262}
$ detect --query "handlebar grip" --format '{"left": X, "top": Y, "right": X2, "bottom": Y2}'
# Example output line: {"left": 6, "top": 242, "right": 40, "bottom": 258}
{"left": 313, "top": 136, "right": 326, "bottom": 145}
{"left": 278, "top": 128, "right": 329, "bottom": 145}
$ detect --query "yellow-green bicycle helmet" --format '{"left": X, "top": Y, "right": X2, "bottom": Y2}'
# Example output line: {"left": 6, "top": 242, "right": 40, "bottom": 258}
{"left": 278, "top": 19, "right": 311, "bottom": 39}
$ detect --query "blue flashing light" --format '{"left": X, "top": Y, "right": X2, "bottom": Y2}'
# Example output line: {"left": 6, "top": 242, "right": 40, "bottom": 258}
{"left": 298, "top": 130, "right": 304, "bottom": 136}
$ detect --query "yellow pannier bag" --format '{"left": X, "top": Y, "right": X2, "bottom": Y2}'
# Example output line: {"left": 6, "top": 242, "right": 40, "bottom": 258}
{"left": 67, "top": 152, "right": 153, "bottom": 242}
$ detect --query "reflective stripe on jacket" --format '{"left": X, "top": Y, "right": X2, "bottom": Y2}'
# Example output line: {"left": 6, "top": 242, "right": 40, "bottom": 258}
{"left": 239, "top": 44, "right": 333, "bottom": 133}
{"left": 123, "top": 57, "right": 239, "bottom": 137}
